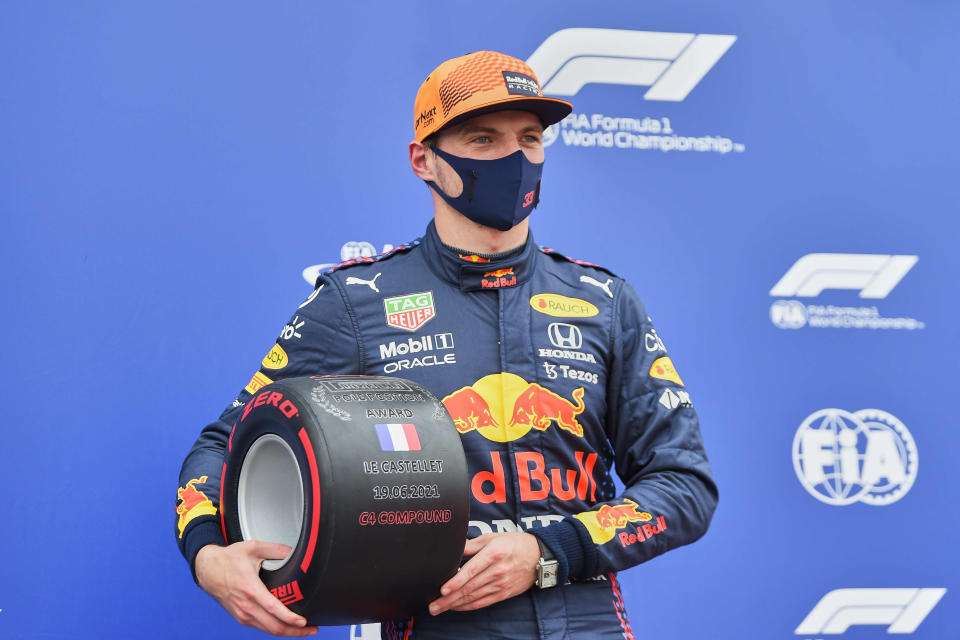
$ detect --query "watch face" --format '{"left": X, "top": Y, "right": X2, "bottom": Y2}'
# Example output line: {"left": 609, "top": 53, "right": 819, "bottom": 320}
{"left": 537, "top": 559, "right": 559, "bottom": 588}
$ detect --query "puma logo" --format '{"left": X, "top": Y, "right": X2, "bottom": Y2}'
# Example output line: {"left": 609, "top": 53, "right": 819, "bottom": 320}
{"left": 579, "top": 275, "right": 613, "bottom": 299}
{"left": 346, "top": 272, "right": 382, "bottom": 293}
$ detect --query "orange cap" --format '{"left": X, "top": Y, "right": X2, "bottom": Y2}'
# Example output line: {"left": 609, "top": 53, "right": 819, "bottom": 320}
{"left": 413, "top": 51, "right": 573, "bottom": 142}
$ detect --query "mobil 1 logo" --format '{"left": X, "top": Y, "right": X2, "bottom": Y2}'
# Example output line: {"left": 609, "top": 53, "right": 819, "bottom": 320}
{"left": 378, "top": 333, "right": 456, "bottom": 374}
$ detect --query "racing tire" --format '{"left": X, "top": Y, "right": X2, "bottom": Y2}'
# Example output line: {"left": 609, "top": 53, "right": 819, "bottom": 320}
{"left": 220, "top": 375, "right": 469, "bottom": 625}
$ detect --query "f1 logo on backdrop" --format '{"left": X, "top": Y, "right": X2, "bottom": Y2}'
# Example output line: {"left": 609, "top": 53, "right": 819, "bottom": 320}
{"left": 770, "top": 253, "right": 918, "bottom": 298}
{"left": 528, "top": 28, "right": 745, "bottom": 155}
{"left": 527, "top": 28, "right": 736, "bottom": 101}
{"left": 793, "top": 409, "right": 918, "bottom": 506}
{"left": 796, "top": 588, "right": 946, "bottom": 635}
{"left": 769, "top": 253, "right": 925, "bottom": 330}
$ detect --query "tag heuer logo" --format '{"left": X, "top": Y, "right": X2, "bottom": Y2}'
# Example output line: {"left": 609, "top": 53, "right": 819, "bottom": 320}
{"left": 384, "top": 291, "right": 436, "bottom": 332}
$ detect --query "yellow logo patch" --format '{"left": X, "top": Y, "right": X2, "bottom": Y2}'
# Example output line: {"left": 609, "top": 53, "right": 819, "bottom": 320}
{"left": 649, "top": 357, "right": 683, "bottom": 386}
{"left": 261, "top": 343, "right": 288, "bottom": 370}
{"left": 244, "top": 371, "right": 274, "bottom": 394}
{"left": 176, "top": 476, "right": 218, "bottom": 538}
{"left": 573, "top": 499, "right": 653, "bottom": 544}
{"left": 529, "top": 294, "right": 598, "bottom": 318}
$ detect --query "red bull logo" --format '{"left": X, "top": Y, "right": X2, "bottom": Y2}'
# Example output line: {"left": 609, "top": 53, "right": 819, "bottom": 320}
{"left": 618, "top": 516, "right": 667, "bottom": 548}
{"left": 442, "top": 373, "right": 585, "bottom": 442}
{"left": 595, "top": 499, "right": 653, "bottom": 529}
{"left": 471, "top": 450, "right": 598, "bottom": 504}
{"left": 443, "top": 387, "right": 500, "bottom": 434}
{"left": 176, "top": 476, "right": 217, "bottom": 538}
{"left": 510, "top": 386, "right": 585, "bottom": 437}
{"left": 443, "top": 373, "right": 595, "bottom": 505}
{"left": 574, "top": 498, "right": 665, "bottom": 546}
{"left": 481, "top": 268, "right": 517, "bottom": 289}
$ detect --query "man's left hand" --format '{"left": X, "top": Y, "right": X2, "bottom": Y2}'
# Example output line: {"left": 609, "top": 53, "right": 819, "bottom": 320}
{"left": 428, "top": 532, "right": 541, "bottom": 615}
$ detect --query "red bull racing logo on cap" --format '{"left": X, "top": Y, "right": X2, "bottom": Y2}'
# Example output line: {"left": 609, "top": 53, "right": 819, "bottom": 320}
{"left": 442, "top": 372, "right": 585, "bottom": 442}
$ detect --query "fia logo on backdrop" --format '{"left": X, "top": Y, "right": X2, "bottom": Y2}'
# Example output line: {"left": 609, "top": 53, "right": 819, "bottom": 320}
{"left": 792, "top": 408, "right": 918, "bottom": 506}
{"left": 302, "top": 241, "right": 394, "bottom": 286}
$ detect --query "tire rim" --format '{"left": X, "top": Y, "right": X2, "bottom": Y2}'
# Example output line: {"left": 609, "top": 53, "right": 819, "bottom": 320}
{"left": 238, "top": 434, "right": 305, "bottom": 571}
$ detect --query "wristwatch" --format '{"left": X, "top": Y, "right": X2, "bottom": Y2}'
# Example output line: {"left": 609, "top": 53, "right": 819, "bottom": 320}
{"left": 535, "top": 538, "right": 559, "bottom": 589}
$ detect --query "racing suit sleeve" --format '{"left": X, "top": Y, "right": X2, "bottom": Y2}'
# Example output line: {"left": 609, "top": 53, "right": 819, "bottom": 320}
{"left": 174, "top": 278, "right": 360, "bottom": 580}
{"left": 531, "top": 280, "right": 718, "bottom": 581}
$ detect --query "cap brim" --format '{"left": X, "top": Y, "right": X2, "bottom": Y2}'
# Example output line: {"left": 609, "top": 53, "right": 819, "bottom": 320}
{"left": 428, "top": 96, "right": 573, "bottom": 140}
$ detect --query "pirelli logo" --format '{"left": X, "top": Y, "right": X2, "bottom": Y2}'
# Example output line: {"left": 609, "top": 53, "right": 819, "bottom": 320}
{"left": 244, "top": 371, "right": 274, "bottom": 394}
{"left": 270, "top": 580, "right": 304, "bottom": 605}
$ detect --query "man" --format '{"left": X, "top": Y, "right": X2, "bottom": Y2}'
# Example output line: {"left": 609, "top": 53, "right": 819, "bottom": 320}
{"left": 176, "top": 50, "right": 717, "bottom": 639}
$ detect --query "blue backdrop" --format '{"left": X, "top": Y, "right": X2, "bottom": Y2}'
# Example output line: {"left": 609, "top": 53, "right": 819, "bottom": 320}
{"left": 2, "top": 2, "right": 958, "bottom": 638}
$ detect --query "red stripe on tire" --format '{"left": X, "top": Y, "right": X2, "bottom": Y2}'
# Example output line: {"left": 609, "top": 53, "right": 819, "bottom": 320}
{"left": 298, "top": 427, "right": 321, "bottom": 572}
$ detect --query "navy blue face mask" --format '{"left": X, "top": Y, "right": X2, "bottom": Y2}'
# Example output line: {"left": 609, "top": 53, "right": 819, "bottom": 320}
{"left": 426, "top": 146, "right": 543, "bottom": 231}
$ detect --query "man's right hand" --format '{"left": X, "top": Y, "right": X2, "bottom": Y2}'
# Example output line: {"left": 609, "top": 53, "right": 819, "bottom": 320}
{"left": 195, "top": 541, "right": 318, "bottom": 637}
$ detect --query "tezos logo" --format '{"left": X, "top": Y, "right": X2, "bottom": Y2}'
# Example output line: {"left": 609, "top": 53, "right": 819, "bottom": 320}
{"left": 795, "top": 588, "right": 946, "bottom": 635}
{"left": 770, "top": 253, "right": 924, "bottom": 330}
{"left": 793, "top": 408, "right": 917, "bottom": 506}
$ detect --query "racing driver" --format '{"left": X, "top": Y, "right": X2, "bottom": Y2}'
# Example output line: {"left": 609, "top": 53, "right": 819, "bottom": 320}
{"left": 176, "top": 50, "right": 718, "bottom": 639}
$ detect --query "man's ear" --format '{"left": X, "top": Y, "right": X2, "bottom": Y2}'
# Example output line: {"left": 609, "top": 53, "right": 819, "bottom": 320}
{"left": 409, "top": 140, "right": 435, "bottom": 181}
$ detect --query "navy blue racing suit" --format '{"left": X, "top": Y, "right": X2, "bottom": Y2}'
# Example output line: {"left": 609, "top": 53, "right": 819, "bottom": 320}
{"left": 176, "top": 220, "right": 717, "bottom": 639}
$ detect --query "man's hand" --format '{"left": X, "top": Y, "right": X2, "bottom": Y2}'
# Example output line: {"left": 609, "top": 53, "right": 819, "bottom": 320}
{"left": 195, "top": 541, "right": 318, "bottom": 637}
{"left": 428, "top": 532, "right": 541, "bottom": 616}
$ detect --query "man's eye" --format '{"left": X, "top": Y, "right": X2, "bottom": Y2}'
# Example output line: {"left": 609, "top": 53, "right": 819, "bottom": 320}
{"left": 523, "top": 135, "right": 542, "bottom": 143}
{"left": 471, "top": 136, "right": 492, "bottom": 144}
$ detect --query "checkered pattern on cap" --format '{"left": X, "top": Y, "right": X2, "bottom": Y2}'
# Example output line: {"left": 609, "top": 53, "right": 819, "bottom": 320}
{"left": 438, "top": 51, "right": 540, "bottom": 116}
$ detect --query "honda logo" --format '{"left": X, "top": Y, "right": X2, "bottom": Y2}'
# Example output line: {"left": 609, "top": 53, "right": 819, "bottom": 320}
{"left": 548, "top": 323, "right": 582, "bottom": 349}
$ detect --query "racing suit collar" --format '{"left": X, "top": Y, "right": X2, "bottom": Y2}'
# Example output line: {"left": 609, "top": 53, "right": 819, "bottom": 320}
{"left": 423, "top": 220, "right": 537, "bottom": 292}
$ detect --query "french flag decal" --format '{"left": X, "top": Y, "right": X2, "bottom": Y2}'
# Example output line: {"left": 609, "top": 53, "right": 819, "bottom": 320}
{"left": 375, "top": 423, "right": 422, "bottom": 452}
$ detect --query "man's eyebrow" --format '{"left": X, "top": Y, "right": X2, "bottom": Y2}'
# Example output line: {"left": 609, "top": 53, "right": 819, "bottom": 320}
{"left": 456, "top": 124, "right": 499, "bottom": 135}
{"left": 455, "top": 124, "right": 543, "bottom": 136}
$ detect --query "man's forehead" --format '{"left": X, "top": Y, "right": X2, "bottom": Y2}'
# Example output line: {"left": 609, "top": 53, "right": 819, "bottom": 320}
{"left": 446, "top": 110, "right": 543, "bottom": 136}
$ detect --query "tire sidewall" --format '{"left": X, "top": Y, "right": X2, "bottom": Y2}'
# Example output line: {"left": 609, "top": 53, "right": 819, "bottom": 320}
{"left": 222, "top": 382, "right": 327, "bottom": 615}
